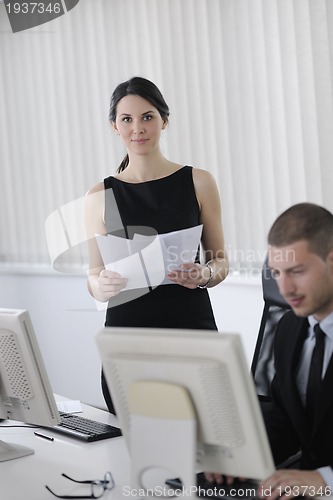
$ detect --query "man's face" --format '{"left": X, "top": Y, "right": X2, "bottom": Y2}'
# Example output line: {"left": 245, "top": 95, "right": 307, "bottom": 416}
{"left": 268, "top": 240, "right": 333, "bottom": 321}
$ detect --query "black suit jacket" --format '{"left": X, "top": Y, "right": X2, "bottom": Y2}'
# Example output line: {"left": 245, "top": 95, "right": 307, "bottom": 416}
{"left": 265, "top": 310, "right": 333, "bottom": 470}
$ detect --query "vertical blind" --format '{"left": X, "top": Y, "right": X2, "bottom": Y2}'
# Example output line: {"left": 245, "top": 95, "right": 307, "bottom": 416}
{"left": 1, "top": 0, "right": 333, "bottom": 274}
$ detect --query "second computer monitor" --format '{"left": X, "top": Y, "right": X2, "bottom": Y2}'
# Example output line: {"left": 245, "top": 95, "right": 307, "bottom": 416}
{"left": 96, "top": 327, "right": 275, "bottom": 482}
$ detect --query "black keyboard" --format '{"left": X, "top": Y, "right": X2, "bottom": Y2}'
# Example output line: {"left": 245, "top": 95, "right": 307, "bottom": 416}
{"left": 46, "top": 412, "right": 122, "bottom": 442}
{"left": 166, "top": 473, "right": 258, "bottom": 499}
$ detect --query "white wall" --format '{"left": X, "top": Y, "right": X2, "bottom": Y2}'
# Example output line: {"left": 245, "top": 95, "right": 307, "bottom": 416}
{"left": 2, "top": 0, "right": 333, "bottom": 270}
{"left": 0, "top": 271, "right": 263, "bottom": 409}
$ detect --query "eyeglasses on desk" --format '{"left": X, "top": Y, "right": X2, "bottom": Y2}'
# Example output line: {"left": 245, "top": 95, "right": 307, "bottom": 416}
{"left": 45, "top": 471, "right": 114, "bottom": 499}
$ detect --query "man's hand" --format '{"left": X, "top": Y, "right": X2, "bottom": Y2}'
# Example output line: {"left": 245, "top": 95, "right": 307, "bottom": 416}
{"left": 258, "top": 469, "right": 328, "bottom": 500}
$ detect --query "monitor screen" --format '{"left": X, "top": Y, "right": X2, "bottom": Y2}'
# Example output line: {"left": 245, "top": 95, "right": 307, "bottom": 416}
{"left": 0, "top": 308, "right": 60, "bottom": 461}
{"left": 96, "top": 327, "right": 275, "bottom": 488}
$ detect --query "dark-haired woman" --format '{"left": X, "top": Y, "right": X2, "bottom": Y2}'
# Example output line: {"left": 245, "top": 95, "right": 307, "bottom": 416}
{"left": 85, "top": 77, "right": 228, "bottom": 413}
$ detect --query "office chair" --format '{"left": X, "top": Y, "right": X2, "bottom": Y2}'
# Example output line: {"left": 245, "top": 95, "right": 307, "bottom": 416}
{"left": 251, "top": 258, "right": 290, "bottom": 402}
{"left": 251, "top": 259, "right": 302, "bottom": 469}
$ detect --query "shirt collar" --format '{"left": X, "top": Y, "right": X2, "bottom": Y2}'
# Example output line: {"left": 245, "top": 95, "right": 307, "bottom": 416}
{"left": 308, "top": 312, "right": 333, "bottom": 341}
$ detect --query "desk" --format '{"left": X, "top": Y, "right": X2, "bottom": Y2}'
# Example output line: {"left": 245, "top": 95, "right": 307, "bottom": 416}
{"left": 0, "top": 398, "right": 131, "bottom": 500}
{"left": 2, "top": 404, "right": 332, "bottom": 500}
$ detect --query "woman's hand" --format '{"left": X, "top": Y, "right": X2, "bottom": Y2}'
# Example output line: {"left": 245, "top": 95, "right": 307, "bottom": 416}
{"left": 167, "top": 263, "right": 211, "bottom": 289}
{"left": 89, "top": 270, "right": 128, "bottom": 302}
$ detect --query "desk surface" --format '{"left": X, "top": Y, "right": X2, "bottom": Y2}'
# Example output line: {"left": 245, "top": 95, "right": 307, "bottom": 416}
{"left": 2, "top": 400, "right": 332, "bottom": 500}
{"left": 0, "top": 397, "right": 131, "bottom": 500}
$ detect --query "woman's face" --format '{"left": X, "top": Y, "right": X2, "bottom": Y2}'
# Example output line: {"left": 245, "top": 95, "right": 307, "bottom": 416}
{"left": 112, "top": 94, "right": 167, "bottom": 157}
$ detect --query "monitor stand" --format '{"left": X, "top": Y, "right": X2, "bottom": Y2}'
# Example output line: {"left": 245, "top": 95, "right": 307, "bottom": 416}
{"left": 128, "top": 381, "right": 197, "bottom": 495}
{"left": 0, "top": 440, "right": 34, "bottom": 462}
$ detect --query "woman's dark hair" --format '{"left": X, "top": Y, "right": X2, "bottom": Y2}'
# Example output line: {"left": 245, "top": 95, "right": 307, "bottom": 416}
{"left": 109, "top": 76, "right": 170, "bottom": 172}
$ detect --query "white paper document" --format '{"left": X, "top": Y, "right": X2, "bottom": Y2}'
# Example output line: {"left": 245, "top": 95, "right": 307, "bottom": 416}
{"left": 95, "top": 225, "right": 203, "bottom": 291}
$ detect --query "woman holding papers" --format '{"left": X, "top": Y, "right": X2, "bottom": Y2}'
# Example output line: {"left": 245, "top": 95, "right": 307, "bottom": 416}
{"left": 85, "top": 77, "right": 228, "bottom": 413}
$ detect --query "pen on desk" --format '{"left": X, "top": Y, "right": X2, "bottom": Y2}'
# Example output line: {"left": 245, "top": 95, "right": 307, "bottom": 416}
{"left": 34, "top": 431, "right": 54, "bottom": 442}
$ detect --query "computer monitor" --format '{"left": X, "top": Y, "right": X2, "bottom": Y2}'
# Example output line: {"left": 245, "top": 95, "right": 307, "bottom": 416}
{"left": 96, "top": 327, "right": 275, "bottom": 491}
{"left": 0, "top": 308, "right": 60, "bottom": 462}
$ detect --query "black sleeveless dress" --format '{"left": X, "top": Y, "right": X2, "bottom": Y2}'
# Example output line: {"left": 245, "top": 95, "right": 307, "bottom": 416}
{"left": 101, "top": 166, "right": 217, "bottom": 412}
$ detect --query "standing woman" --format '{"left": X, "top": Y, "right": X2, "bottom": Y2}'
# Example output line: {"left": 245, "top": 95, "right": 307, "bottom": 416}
{"left": 85, "top": 76, "right": 228, "bottom": 413}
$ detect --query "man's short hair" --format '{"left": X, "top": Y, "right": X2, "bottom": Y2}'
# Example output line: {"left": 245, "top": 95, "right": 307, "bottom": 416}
{"left": 268, "top": 202, "right": 333, "bottom": 259}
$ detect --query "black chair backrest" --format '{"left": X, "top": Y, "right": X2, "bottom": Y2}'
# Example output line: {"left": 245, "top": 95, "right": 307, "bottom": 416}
{"left": 251, "top": 258, "right": 290, "bottom": 401}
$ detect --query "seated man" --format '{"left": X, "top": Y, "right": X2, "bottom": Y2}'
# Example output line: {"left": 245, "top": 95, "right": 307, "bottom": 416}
{"left": 208, "top": 202, "right": 333, "bottom": 499}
